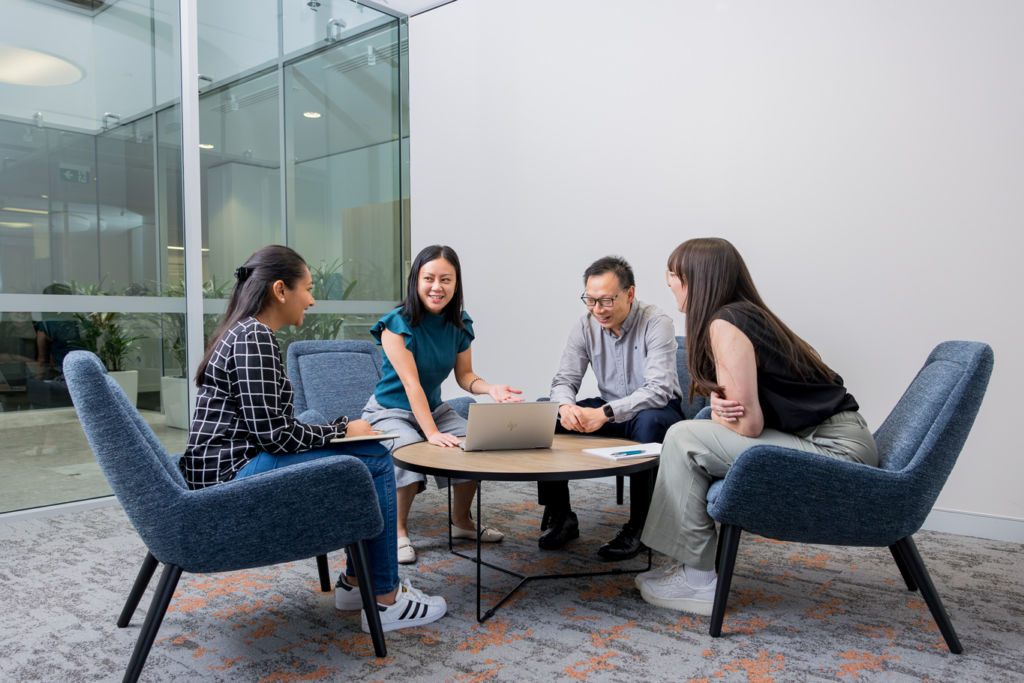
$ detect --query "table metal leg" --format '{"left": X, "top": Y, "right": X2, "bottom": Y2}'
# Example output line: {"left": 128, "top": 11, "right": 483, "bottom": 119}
{"left": 450, "top": 472, "right": 655, "bottom": 623}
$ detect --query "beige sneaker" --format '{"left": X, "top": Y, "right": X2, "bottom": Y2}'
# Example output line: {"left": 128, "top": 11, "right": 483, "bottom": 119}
{"left": 397, "top": 536, "right": 416, "bottom": 564}
{"left": 451, "top": 523, "right": 504, "bottom": 543}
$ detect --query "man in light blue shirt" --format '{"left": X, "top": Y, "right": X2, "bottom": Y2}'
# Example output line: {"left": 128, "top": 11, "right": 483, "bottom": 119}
{"left": 540, "top": 256, "right": 684, "bottom": 560}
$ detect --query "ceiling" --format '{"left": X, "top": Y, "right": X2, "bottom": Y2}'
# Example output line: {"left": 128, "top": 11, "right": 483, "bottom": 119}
{"left": 359, "top": 0, "right": 456, "bottom": 18}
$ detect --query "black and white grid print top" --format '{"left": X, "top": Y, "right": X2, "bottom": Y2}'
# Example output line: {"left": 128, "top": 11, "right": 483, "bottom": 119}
{"left": 180, "top": 316, "right": 348, "bottom": 490}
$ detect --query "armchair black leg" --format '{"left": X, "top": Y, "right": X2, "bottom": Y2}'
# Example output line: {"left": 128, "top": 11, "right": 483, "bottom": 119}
{"left": 118, "top": 552, "right": 160, "bottom": 628}
{"left": 316, "top": 554, "right": 332, "bottom": 593}
{"left": 715, "top": 529, "right": 725, "bottom": 574}
{"left": 123, "top": 563, "right": 183, "bottom": 683}
{"left": 348, "top": 540, "right": 387, "bottom": 658}
{"left": 616, "top": 475, "right": 624, "bottom": 505}
{"left": 888, "top": 543, "right": 918, "bottom": 592}
{"left": 894, "top": 536, "right": 963, "bottom": 654}
{"left": 710, "top": 524, "right": 742, "bottom": 638}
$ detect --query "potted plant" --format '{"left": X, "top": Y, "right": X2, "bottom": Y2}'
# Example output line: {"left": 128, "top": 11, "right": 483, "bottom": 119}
{"left": 145, "top": 277, "right": 231, "bottom": 429}
{"left": 72, "top": 311, "right": 144, "bottom": 406}
{"left": 60, "top": 277, "right": 144, "bottom": 406}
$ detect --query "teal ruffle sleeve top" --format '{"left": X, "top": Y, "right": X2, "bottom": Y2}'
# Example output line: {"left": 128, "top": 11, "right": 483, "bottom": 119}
{"left": 370, "top": 308, "right": 475, "bottom": 412}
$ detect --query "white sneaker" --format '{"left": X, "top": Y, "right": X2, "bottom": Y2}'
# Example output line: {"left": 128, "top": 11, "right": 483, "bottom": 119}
{"left": 397, "top": 537, "right": 416, "bottom": 564}
{"left": 639, "top": 568, "right": 717, "bottom": 615}
{"left": 334, "top": 575, "right": 363, "bottom": 611}
{"left": 451, "top": 523, "right": 505, "bottom": 543}
{"left": 361, "top": 578, "right": 447, "bottom": 633}
{"left": 634, "top": 562, "right": 681, "bottom": 591}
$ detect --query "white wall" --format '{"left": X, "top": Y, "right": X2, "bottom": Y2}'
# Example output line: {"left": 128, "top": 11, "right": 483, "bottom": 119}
{"left": 410, "top": 1, "right": 1024, "bottom": 527}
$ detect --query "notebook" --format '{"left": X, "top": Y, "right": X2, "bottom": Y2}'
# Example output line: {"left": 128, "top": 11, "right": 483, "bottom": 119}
{"left": 582, "top": 443, "right": 662, "bottom": 460}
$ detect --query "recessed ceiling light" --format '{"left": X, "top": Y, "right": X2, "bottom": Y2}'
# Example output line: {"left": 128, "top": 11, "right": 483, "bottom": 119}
{"left": 303, "top": 111, "right": 322, "bottom": 119}
{"left": 199, "top": 143, "right": 214, "bottom": 149}
{"left": 0, "top": 221, "right": 33, "bottom": 228}
{"left": 0, "top": 46, "right": 83, "bottom": 86}
{"left": 167, "top": 246, "right": 210, "bottom": 252}
{"left": 1, "top": 207, "right": 48, "bottom": 215}
{"left": 41, "top": 195, "right": 48, "bottom": 198}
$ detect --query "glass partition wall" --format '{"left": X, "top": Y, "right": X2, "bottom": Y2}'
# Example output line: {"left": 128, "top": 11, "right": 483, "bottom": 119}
{"left": 0, "top": 0, "right": 409, "bottom": 514}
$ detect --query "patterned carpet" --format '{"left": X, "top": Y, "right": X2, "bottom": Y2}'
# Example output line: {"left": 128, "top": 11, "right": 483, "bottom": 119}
{"left": 2, "top": 479, "right": 1023, "bottom": 683}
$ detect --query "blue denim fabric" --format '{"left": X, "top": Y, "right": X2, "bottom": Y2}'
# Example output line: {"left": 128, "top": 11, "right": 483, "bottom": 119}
{"left": 237, "top": 442, "right": 399, "bottom": 595}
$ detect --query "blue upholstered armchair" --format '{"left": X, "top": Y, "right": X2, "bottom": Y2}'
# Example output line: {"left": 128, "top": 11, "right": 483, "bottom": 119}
{"left": 287, "top": 339, "right": 477, "bottom": 425}
{"left": 63, "top": 351, "right": 389, "bottom": 683}
{"left": 702, "top": 341, "right": 994, "bottom": 652}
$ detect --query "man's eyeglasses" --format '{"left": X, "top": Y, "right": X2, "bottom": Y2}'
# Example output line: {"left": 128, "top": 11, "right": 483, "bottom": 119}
{"left": 580, "top": 287, "right": 628, "bottom": 308}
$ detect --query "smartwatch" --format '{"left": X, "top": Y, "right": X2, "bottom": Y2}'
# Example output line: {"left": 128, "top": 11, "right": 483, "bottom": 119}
{"left": 602, "top": 404, "right": 615, "bottom": 423}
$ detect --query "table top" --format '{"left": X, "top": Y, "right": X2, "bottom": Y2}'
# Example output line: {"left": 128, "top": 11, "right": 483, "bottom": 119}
{"left": 392, "top": 433, "right": 658, "bottom": 482}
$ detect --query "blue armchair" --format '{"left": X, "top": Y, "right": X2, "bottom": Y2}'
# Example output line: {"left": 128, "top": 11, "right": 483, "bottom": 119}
{"left": 704, "top": 341, "right": 994, "bottom": 653}
{"left": 287, "top": 339, "right": 477, "bottom": 424}
{"left": 63, "top": 351, "right": 389, "bottom": 683}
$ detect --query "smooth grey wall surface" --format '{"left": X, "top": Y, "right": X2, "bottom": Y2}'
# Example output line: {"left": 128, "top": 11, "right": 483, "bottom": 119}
{"left": 410, "top": 0, "right": 1023, "bottom": 521}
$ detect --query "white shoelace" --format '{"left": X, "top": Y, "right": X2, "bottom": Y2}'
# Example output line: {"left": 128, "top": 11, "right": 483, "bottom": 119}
{"left": 661, "top": 562, "right": 684, "bottom": 578}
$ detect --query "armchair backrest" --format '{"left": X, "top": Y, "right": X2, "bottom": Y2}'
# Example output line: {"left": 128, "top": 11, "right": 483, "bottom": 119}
{"left": 63, "top": 351, "right": 187, "bottom": 546}
{"left": 288, "top": 340, "right": 382, "bottom": 422}
{"left": 676, "top": 336, "right": 709, "bottom": 420}
{"left": 872, "top": 341, "right": 993, "bottom": 511}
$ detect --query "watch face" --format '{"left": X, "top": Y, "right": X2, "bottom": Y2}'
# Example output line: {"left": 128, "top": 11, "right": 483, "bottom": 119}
{"left": 603, "top": 404, "right": 614, "bottom": 422}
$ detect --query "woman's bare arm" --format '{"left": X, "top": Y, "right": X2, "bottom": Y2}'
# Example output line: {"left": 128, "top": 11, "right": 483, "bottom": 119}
{"left": 453, "top": 346, "right": 523, "bottom": 403}
{"left": 709, "top": 319, "right": 764, "bottom": 437}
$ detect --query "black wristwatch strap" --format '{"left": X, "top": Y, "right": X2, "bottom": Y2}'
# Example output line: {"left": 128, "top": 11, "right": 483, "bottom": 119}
{"left": 603, "top": 404, "right": 615, "bottom": 423}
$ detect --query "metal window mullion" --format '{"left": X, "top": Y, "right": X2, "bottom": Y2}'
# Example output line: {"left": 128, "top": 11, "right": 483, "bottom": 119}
{"left": 180, "top": 0, "right": 204, "bottom": 419}
{"left": 278, "top": 0, "right": 287, "bottom": 246}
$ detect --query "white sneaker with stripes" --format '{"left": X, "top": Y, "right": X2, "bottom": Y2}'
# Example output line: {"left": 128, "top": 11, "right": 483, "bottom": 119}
{"left": 334, "top": 575, "right": 364, "bottom": 611}
{"left": 361, "top": 578, "right": 447, "bottom": 633}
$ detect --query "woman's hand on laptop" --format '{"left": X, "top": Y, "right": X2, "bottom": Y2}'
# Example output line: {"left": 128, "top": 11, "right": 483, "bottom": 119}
{"left": 427, "top": 431, "right": 463, "bottom": 448}
{"left": 488, "top": 384, "right": 524, "bottom": 403}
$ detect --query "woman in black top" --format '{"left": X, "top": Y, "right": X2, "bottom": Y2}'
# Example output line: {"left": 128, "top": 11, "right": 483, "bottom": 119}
{"left": 638, "top": 238, "right": 878, "bottom": 616}
{"left": 180, "top": 245, "right": 448, "bottom": 634}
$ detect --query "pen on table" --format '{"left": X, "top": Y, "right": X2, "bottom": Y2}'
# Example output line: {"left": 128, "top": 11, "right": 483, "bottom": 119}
{"left": 610, "top": 450, "right": 644, "bottom": 456}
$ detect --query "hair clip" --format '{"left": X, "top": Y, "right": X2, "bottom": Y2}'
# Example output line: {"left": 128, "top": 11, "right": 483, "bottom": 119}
{"left": 234, "top": 266, "right": 252, "bottom": 282}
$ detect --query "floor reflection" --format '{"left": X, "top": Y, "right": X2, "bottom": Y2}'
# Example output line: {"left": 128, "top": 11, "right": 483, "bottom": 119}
{"left": 0, "top": 408, "right": 188, "bottom": 513}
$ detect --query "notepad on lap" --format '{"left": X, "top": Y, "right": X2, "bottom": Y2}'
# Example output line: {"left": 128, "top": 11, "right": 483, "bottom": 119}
{"left": 330, "top": 433, "right": 401, "bottom": 443}
{"left": 582, "top": 443, "right": 662, "bottom": 460}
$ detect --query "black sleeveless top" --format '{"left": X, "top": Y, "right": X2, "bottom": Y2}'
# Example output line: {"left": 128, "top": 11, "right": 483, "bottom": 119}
{"left": 713, "top": 304, "right": 859, "bottom": 433}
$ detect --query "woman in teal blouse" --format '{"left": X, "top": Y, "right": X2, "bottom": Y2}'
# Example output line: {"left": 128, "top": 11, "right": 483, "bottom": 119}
{"left": 363, "top": 245, "right": 524, "bottom": 564}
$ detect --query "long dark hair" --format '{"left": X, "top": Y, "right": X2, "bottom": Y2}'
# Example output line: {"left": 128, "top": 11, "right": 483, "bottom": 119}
{"left": 400, "top": 245, "right": 465, "bottom": 329}
{"left": 195, "top": 245, "right": 308, "bottom": 386}
{"left": 668, "top": 237, "right": 835, "bottom": 403}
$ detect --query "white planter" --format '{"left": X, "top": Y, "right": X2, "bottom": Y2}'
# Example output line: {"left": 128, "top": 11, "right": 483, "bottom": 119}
{"left": 160, "top": 376, "right": 189, "bottom": 430}
{"left": 109, "top": 370, "right": 139, "bottom": 407}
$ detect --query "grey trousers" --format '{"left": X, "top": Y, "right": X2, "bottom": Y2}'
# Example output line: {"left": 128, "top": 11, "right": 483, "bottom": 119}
{"left": 640, "top": 410, "right": 878, "bottom": 571}
{"left": 361, "top": 395, "right": 470, "bottom": 493}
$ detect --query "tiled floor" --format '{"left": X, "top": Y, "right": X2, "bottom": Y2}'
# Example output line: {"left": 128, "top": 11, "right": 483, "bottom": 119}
{"left": 0, "top": 407, "right": 188, "bottom": 514}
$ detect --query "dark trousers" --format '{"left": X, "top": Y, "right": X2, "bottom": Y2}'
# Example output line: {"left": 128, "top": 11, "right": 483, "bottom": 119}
{"left": 537, "top": 397, "right": 684, "bottom": 528}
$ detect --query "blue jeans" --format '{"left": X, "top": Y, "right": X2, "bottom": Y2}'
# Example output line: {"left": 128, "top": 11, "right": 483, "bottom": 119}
{"left": 236, "top": 442, "right": 399, "bottom": 595}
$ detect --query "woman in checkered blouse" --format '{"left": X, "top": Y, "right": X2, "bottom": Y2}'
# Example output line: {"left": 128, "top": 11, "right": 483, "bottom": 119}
{"left": 180, "top": 245, "right": 447, "bottom": 633}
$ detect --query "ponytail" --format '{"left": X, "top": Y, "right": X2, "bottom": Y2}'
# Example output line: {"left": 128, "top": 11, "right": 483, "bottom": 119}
{"left": 194, "top": 245, "right": 308, "bottom": 386}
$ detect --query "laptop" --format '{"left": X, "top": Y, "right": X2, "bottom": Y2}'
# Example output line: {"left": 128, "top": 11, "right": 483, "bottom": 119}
{"left": 458, "top": 401, "right": 560, "bottom": 452}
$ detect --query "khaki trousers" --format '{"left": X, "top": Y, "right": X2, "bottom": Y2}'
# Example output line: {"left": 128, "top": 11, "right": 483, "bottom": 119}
{"left": 640, "top": 411, "right": 878, "bottom": 571}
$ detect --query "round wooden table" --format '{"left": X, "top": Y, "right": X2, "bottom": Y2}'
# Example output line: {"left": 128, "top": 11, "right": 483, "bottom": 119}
{"left": 394, "top": 433, "right": 658, "bottom": 622}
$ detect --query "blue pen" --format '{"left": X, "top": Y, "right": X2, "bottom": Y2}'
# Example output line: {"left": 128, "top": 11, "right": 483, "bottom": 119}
{"left": 611, "top": 450, "right": 644, "bottom": 456}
